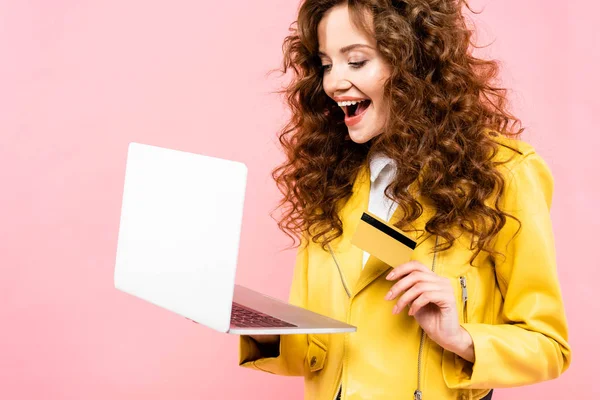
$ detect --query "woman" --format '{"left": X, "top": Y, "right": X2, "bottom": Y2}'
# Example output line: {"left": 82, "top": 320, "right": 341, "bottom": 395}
{"left": 238, "top": 1, "right": 571, "bottom": 399}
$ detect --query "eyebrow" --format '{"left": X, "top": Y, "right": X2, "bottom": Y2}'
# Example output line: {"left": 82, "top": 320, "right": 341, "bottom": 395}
{"left": 317, "top": 43, "right": 374, "bottom": 57}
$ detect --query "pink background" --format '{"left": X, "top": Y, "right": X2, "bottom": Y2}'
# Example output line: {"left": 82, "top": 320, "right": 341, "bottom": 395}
{"left": 0, "top": 0, "right": 597, "bottom": 398}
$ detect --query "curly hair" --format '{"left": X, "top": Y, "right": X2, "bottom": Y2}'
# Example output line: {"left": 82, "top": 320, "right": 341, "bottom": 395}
{"left": 271, "top": 0, "right": 523, "bottom": 262}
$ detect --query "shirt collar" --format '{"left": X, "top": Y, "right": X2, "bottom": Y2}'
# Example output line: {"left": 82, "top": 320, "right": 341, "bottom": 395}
{"left": 369, "top": 153, "right": 396, "bottom": 183}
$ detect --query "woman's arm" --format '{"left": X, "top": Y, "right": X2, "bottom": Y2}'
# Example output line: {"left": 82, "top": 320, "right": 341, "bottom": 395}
{"left": 238, "top": 241, "right": 313, "bottom": 376}
{"left": 441, "top": 152, "right": 572, "bottom": 389}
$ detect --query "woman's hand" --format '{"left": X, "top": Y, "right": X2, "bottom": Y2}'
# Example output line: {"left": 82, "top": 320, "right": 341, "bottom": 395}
{"left": 384, "top": 261, "right": 475, "bottom": 363}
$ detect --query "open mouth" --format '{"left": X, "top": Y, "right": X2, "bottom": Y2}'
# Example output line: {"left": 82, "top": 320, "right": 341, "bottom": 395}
{"left": 345, "top": 100, "right": 371, "bottom": 117}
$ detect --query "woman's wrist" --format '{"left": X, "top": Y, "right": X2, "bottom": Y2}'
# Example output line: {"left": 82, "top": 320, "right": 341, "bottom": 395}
{"left": 441, "top": 327, "right": 475, "bottom": 363}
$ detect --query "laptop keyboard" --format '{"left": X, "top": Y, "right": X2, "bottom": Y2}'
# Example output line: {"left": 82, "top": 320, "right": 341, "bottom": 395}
{"left": 230, "top": 302, "right": 297, "bottom": 328}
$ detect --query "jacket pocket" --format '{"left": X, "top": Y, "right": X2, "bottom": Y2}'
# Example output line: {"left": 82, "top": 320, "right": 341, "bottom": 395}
{"left": 306, "top": 334, "right": 327, "bottom": 372}
{"left": 459, "top": 276, "right": 468, "bottom": 323}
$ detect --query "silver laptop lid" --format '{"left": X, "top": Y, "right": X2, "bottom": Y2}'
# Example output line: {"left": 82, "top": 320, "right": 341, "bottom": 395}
{"left": 114, "top": 142, "right": 247, "bottom": 332}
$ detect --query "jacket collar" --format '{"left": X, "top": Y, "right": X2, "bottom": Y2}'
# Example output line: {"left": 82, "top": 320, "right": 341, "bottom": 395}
{"left": 369, "top": 153, "right": 396, "bottom": 183}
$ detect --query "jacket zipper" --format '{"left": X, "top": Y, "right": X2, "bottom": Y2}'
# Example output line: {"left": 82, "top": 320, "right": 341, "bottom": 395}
{"left": 460, "top": 276, "right": 468, "bottom": 323}
{"left": 327, "top": 244, "right": 351, "bottom": 400}
{"left": 414, "top": 236, "right": 439, "bottom": 400}
{"left": 327, "top": 244, "right": 352, "bottom": 298}
{"left": 333, "top": 383, "right": 342, "bottom": 400}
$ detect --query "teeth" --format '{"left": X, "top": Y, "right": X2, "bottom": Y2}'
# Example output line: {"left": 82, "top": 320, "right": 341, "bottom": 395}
{"left": 336, "top": 99, "right": 367, "bottom": 107}
{"left": 336, "top": 98, "right": 369, "bottom": 116}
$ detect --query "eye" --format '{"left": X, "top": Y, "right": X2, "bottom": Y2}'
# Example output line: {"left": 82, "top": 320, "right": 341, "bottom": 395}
{"left": 349, "top": 60, "right": 368, "bottom": 69}
{"left": 321, "top": 64, "right": 332, "bottom": 73}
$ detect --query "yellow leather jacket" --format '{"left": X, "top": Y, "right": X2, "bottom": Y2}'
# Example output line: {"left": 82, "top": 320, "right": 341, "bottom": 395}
{"left": 238, "top": 137, "right": 571, "bottom": 400}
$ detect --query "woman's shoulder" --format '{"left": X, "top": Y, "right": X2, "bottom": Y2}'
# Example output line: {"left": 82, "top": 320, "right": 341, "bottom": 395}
{"left": 488, "top": 132, "right": 550, "bottom": 174}
{"left": 488, "top": 132, "right": 554, "bottom": 204}
{"left": 489, "top": 132, "right": 535, "bottom": 162}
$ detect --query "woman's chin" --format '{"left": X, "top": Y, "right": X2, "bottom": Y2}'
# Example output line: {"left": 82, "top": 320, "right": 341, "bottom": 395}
{"left": 347, "top": 129, "right": 382, "bottom": 144}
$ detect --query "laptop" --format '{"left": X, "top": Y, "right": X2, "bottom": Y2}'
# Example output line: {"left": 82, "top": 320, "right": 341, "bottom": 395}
{"left": 114, "top": 142, "right": 356, "bottom": 335}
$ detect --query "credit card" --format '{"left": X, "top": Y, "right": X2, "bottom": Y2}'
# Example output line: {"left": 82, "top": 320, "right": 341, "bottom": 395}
{"left": 351, "top": 211, "right": 416, "bottom": 267}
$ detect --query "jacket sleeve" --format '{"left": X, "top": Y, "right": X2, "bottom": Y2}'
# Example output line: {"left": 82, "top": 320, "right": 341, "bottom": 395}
{"left": 442, "top": 152, "right": 572, "bottom": 389}
{"left": 238, "top": 241, "right": 311, "bottom": 376}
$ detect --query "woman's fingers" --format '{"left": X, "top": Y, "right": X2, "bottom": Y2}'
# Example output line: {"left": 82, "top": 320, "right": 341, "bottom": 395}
{"left": 385, "top": 271, "right": 437, "bottom": 301}
{"left": 384, "top": 261, "right": 455, "bottom": 316}
{"left": 407, "top": 290, "right": 449, "bottom": 316}
{"left": 392, "top": 282, "right": 440, "bottom": 314}
{"left": 408, "top": 280, "right": 455, "bottom": 315}
{"left": 386, "top": 260, "right": 432, "bottom": 281}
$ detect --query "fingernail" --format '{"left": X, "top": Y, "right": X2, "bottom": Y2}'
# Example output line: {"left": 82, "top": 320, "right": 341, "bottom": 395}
{"left": 392, "top": 305, "right": 399, "bottom": 314}
{"left": 385, "top": 291, "right": 393, "bottom": 300}
{"left": 386, "top": 271, "right": 395, "bottom": 280}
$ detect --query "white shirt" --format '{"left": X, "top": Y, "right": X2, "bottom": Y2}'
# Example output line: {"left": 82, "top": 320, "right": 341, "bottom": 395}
{"left": 362, "top": 154, "right": 399, "bottom": 268}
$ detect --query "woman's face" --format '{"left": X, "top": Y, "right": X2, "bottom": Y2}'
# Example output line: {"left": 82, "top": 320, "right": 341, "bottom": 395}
{"left": 318, "top": 4, "right": 391, "bottom": 144}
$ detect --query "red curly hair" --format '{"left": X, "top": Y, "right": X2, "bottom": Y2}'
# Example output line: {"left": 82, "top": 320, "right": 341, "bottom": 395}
{"left": 271, "top": 0, "right": 523, "bottom": 262}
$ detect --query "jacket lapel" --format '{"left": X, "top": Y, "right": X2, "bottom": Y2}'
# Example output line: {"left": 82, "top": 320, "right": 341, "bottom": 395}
{"left": 327, "top": 162, "right": 437, "bottom": 298}
{"left": 326, "top": 165, "right": 370, "bottom": 294}
{"left": 345, "top": 168, "right": 437, "bottom": 297}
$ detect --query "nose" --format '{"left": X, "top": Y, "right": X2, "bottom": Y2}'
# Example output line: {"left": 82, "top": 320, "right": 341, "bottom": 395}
{"left": 323, "top": 64, "right": 352, "bottom": 96}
